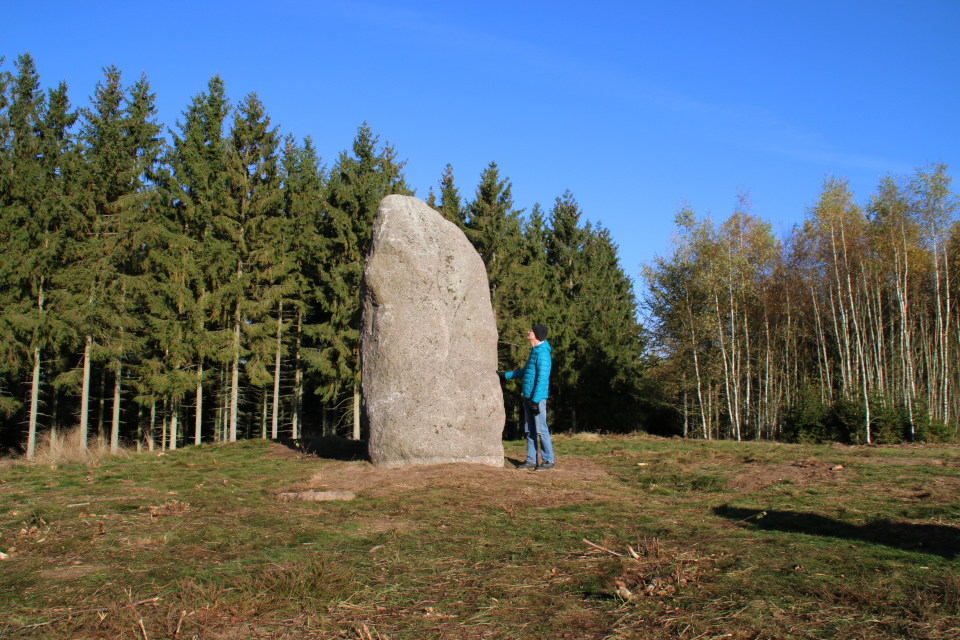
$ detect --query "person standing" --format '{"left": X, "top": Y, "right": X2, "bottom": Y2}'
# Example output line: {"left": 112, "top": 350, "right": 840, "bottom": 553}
{"left": 498, "top": 324, "right": 555, "bottom": 470}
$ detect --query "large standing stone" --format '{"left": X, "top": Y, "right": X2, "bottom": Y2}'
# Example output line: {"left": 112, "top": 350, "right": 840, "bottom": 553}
{"left": 361, "top": 195, "right": 505, "bottom": 468}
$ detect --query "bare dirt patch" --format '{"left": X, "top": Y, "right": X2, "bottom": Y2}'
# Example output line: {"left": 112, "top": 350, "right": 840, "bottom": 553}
{"left": 865, "top": 475, "right": 960, "bottom": 505}
{"left": 39, "top": 564, "right": 106, "bottom": 580}
{"left": 856, "top": 456, "right": 953, "bottom": 467}
{"left": 725, "top": 458, "right": 852, "bottom": 492}
{"left": 287, "top": 454, "right": 611, "bottom": 499}
{"left": 261, "top": 445, "right": 308, "bottom": 460}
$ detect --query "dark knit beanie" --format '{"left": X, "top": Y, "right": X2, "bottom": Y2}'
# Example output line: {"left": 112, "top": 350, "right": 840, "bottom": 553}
{"left": 531, "top": 324, "right": 548, "bottom": 341}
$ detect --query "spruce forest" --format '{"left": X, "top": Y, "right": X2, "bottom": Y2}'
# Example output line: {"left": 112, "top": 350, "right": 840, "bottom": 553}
{"left": 0, "top": 54, "right": 646, "bottom": 458}
{"left": 2, "top": 53, "right": 959, "bottom": 460}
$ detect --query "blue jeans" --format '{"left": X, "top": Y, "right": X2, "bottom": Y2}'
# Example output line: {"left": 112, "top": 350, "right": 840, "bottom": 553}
{"left": 524, "top": 399, "right": 554, "bottom": 464}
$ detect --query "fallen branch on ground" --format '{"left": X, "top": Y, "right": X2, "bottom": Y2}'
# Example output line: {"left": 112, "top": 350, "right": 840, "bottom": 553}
{"left": 583, "top": 538, "right": 623, "bottom": 557}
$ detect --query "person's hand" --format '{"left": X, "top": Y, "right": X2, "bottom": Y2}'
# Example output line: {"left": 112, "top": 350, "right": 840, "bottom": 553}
{"left": 526, "top": 399, "right": 540, "bottom": 415}
{"left": 497, "top": 372, "right": 506, "bottom": 381}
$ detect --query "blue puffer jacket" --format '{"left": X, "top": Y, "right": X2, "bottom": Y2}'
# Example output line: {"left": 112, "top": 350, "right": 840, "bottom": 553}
{"left": 504, "top": 341, "right": 551, "bottom": 403}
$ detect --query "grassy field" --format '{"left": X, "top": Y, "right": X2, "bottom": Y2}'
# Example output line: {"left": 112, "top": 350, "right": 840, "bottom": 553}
{"left": 2, "top": 433, "right": 959, "bottom": 639}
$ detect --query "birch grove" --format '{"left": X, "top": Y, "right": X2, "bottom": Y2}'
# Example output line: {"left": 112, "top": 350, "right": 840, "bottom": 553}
{"left": 645, "top": 167, "right": 959, "bottom": 442}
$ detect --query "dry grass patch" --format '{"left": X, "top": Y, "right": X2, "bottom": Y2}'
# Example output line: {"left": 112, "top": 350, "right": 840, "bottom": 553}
{"left": 2, "top": 437, "right": 960, "bottom": 639}
{"left": 1, "top": 428, "right": 134, "bottom": 470}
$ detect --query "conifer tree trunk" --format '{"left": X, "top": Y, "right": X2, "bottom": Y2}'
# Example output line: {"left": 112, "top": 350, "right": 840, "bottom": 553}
{"left": 111, "top": 286, "right": 125, "bottom": 453}
{"left": 195, "top": 361, "right": 203, "bottom": 446}
{"left": 148, "top": 397, "right": 156, "bottom": 451}
{"left": 291, "top": 311, "right": 302, "bottom": 440}
{"left": 79, "top": 335, "right": 92, "bottom": 450}
{"left": 230, "top": 303, "right": 241, "bottom": 442}
{"left": 272, "top": 301, "right": 282, "bottom": 440}
{"left": 27, "top": 278, "right": 46, "bottom": 460}
{"left": 217, "top": 364, "right": 226, "bottom": 443}
{"left": 168, "top": 400, "right": 178, "bottom": 450}
{"left": 27, "top": 345, "right": 41, "bottom": 460}
{"left": 49, "top": 387, "right": 59, "bottom": 452}
{"left": 261, "top": 389, "right": 268, "bottom": 439}
{"left": 161, "top": 397, "right": 168, "bottom": 451}
{"left": 353, "top": 388, "right": 361, "bottom": 440}
{"left": 111, "top": 364, "right": 121, "bottom": 453}
{"left": 136, "top": 404, "right": 143, "bottom": 452}
{"left": 97, "top": 366, "right": 107, "bottom": 440}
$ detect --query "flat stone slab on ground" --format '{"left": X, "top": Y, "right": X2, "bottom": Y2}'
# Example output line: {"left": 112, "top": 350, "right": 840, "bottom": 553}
{"left": 276, "top": 490, "right": 357, "bottom": 502}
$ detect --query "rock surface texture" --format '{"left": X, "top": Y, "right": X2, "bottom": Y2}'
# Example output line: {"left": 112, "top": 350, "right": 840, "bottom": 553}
{"left": 361, "top": 195, "right": 505, "bottom": 468}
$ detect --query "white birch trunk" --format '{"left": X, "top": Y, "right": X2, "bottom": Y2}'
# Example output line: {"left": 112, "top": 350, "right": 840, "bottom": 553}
{"left": 811, "top": 286, "right": 833, "bottom": 402}
{"left": 838, "top": 222, "right": 871, "bottom": 442}
{"left": 714, "top": 292, "right": 738, "bottom": 441}
{"left": 684, "top": 291, "right": 709, "bottom": 439}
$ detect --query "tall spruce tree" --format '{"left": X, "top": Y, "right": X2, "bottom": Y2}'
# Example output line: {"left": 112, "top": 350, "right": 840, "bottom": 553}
{"left": 160, "top": 75, "right": 232, "bottom": 444}
{"left": 0, "top": 55, "right": 13, "bottom": 422}
{"left": 462, "top": 163, "right": 541, "bottom": 436}
{"left": 464, "top": 164, "right": 525, "bottom": 332}
{"left": 435, "top": 163, "right": 466, "bottom": 229}
{"left": 577, "top": 225, "right": 646, "bottom": 431}
{"left": 280, "top": 135, "right": 325, "bottom": 438}
{"left": 0, "top": 53, "right": 45, "bottom": 451}
{"left": 110, "top": 74, "right": 163, "bottom": 450}
{"left": 63, "top": 65, "right": 130, "bottom": 450}
{"left": 0, "top": 55, "right": 78, "bottom": 455}
{"left": 228, "top": 93, "right": 285, "bottom": 439}
{"left": 73, "top": 67, "right": 164, "bottom": 452}
{"left": 503, "top": 203, "right": 558, "bottom": 436}
{"left": 545, "top": 191, "right": 593, "bottom": 431}
{"left": 320, "top": 123, "right": 411, "bottom": 438}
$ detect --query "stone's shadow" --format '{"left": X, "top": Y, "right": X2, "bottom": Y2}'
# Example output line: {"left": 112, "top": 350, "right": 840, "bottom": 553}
{"left": 714, "top": 505, "right": 960, "bottom": 559}
{"left": 280, "top": 436, "right": 370, "bottom": 462}
{"left": 505, "top": 456, "right": 530, "bottom": 469}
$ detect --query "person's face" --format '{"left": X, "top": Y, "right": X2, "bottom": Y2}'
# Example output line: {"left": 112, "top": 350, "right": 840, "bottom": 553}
{"left": 526, "top": 329, "right": 538, "bottom": 347}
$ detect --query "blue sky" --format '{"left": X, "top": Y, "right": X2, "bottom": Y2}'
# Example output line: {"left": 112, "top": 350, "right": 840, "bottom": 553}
{"left": 4, "top": 1, "right": 958, "bottom": 291}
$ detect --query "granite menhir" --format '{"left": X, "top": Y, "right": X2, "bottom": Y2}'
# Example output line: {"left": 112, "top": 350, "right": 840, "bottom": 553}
{"left": 360, "top": 195, "right": 505, "bottom": 468}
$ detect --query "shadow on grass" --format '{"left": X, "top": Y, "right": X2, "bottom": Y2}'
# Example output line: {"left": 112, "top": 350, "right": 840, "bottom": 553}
{"left": 505, "top": 456, "right": 531, "bottom": 468}
{"left": 279, "top": 436, "right": 369, "bottom": 462}
{"left": 714, "top": 505, "right": 960, "bottom": 559}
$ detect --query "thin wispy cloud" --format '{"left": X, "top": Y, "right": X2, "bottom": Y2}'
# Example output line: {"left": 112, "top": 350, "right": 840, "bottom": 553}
{"left": 328, "top": 2, "right": 912, "bottom": 177}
